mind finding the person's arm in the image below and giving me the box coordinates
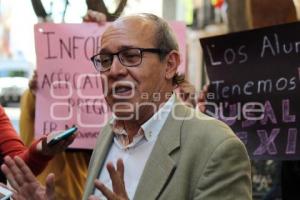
[1,105,75,175]
[0,105,28,157]
[193,137,252,200]
[0,105,51,175]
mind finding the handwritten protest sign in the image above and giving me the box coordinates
[200,22,300,160]
[34,22,186,149]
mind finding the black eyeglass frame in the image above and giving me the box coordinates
[90,48,169,72]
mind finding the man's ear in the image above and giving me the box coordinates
[165,50,180,80]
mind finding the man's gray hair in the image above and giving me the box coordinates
[138,13,179,55]
[138,13,184,85]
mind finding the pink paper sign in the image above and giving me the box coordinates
[34,22,186,149]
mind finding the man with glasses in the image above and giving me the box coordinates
[1,13,251,200]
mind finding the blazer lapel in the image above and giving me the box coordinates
[83,125,114,199]
[133,99,188,200]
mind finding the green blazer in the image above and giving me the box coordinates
[83,100,252,200]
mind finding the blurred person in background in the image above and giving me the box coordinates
[18,10,107,200]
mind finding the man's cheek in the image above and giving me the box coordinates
[100,74,109,95]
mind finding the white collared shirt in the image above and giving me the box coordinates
[94,94,175,199]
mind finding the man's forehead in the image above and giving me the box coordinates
[104,16,154,36]
[100,16,156,50]
[113,15,153,27]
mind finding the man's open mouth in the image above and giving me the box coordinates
[112,85,134,97]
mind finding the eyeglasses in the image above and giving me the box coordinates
[90,48,168,72]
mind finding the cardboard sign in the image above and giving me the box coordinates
[200,22,300,160]
[34,22,186,149]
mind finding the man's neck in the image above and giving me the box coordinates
[123,92,173,141]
